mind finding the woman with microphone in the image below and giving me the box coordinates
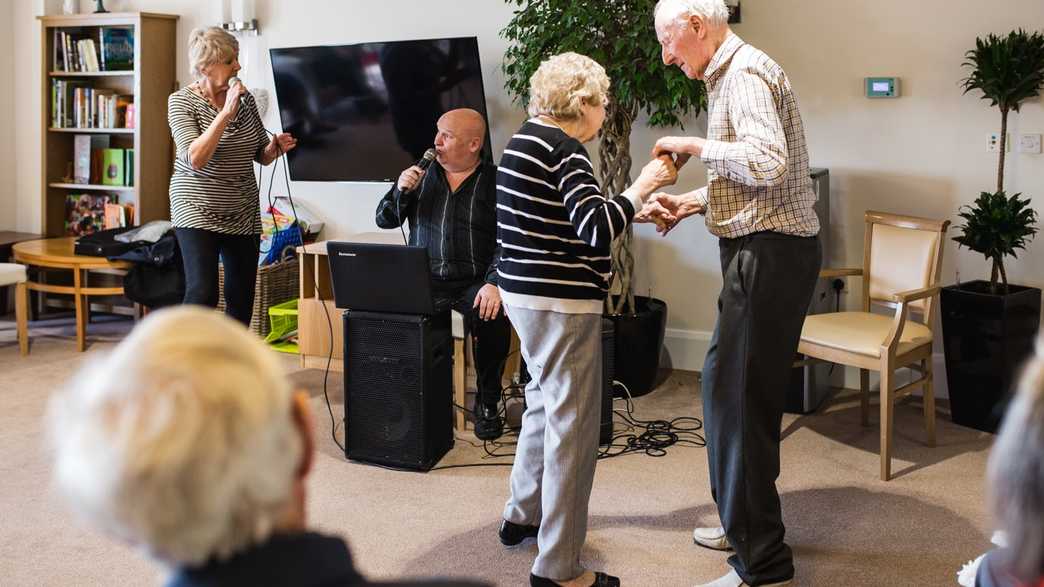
[167,26,297,326]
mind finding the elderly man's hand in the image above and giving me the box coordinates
[652,136,705,166]
[646,192,706,235]
[634,200,676,231]
[473,283,502,321]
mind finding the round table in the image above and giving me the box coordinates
[12,237,132,352]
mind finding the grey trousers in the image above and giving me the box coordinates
[703,232,821,586]
[502,305,603,581]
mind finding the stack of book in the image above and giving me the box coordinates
[71,135,134,187]
[51,81,133,129]
[53,26,134,72]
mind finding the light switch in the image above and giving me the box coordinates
[1018,133,1041,154]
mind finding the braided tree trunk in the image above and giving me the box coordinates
[599,99,640,315]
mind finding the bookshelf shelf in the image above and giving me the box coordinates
[49,71,134,77]
[50,183,136,192]
[39,12,178,238]
[49,127,134,134]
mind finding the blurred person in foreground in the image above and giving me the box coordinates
[47,306,487,587]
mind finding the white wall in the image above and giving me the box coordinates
[12,1,1044,394]
[0,0,14,230]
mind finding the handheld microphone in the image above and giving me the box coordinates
[228,76,249,106]
[402,148,437,194]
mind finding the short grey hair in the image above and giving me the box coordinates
[188,26,238,79]
[654,0,731,28]
[48,307,301,566]
[987,336,1044,582]
[527,52,610,121]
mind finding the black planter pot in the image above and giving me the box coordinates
[940,280,1041,433]
[605,296,667,398]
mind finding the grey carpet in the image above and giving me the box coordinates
[0,315,996,586]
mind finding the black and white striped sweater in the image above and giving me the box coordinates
[496,119,641,314]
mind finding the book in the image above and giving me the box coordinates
[101,148,125,186]
[73,134,110,184]
[65,194,115,236]
[124,148,135,186]
[104,202,126,229]
[100,27,134,71]
[124,102,135,129]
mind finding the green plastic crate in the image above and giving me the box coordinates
[264,298,299,353]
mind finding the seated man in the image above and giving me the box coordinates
[376,107,510,441]
[48,307,487,587]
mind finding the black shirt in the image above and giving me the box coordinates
[375,161,499,286]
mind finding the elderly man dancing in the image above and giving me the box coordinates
[646,1,822,586]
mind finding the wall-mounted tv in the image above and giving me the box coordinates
[270,37,491,182]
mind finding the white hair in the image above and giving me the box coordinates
[48,307,301,566]
[654,0,731,28]
[987,336,1044,582]
[187,26,238,79]
[527,52,610,121]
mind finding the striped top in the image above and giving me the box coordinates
[693,33,819,239]
[496,119,641,314]
[167,86,268,235]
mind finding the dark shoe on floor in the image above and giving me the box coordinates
[474,403,503,441]
[499,519,539,546]
[530,571,620,586]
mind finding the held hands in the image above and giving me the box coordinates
[634,155,679,193]
[652,136,706,167]
[644,192,707,235]
[473,283,502,321]
[397,165,427,192]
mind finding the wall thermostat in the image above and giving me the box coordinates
[865,77,900,98]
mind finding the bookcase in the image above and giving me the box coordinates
[38,12,178,238]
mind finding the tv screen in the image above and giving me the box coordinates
[270,37,491,182]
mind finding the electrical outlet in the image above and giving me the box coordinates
[1018,133,1042,154]
[986,133,1011,153]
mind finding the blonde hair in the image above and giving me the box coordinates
[188,26,239,79]
[48,307,300,566]
[987,336,1044,582]
[527,52,610,121]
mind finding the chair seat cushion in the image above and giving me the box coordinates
[451,309,464,339]
[0,263,27,286]
[801,311,932,358]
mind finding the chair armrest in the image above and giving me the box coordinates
[892,285,940,303]
[820,268,862,278]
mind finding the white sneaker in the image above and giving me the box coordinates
[693,526,733,551]
[694,569,793,587]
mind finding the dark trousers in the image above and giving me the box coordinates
[175,227,260,327]
[434,279,511,406]
[702,232,821,585]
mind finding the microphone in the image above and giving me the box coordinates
[403,148,437,194]
[228,76,249,106]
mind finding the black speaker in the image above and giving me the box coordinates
[343,310,453,471]
[600,318,614,446]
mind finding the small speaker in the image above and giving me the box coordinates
[344,310,453,471]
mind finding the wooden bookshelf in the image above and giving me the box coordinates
[38,12,178,237]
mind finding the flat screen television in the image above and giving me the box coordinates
[270,37,492,182]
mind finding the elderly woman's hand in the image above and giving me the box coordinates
[635,154,678,194]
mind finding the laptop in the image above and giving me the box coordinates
[327,241,435,315]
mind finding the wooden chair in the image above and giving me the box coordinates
[0,263,29,355]
[797,211,949,481]
[452,310,522,432]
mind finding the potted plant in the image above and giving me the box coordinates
[941,29,1044,433]
[501,0,706,396]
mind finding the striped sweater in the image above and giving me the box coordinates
[496,119,642,314]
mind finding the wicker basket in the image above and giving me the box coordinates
[217,254,299,338]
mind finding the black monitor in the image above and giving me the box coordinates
[270,37,492,183]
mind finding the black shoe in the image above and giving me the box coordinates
[474,403,503,441]
[499,519,538,546]
[530,572,620,586]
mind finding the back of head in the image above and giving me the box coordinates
[987,336,1044,582]
[526,52,610,121]
[48,307,301,566]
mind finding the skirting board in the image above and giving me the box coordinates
[662,328,950,399]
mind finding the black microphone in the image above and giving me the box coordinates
[228,76,249,106]
[403,148,437,194]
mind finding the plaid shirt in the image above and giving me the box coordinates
[695,33,819,239]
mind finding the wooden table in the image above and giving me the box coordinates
[13,237,131,352]
[0,232,42,312]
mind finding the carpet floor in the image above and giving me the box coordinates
[0,314,996,586]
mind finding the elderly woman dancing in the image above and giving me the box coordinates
[495,52,678,587]
[167,27,297,326]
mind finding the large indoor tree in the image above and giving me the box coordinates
[501,0,707,315]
